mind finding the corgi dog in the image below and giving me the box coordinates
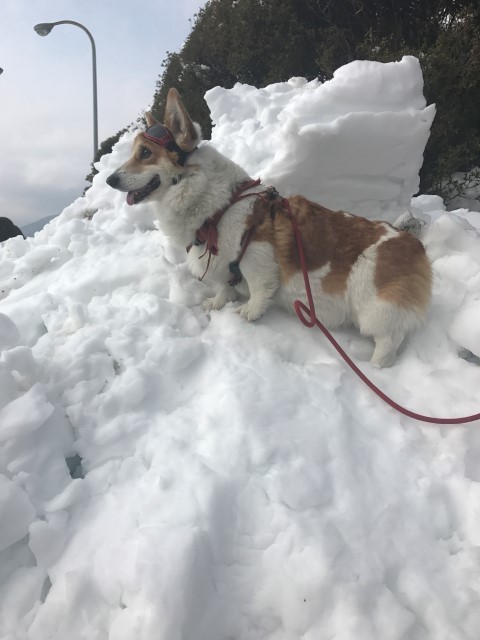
[107,88,432,367]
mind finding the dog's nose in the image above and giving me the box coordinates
[106,173,119,188]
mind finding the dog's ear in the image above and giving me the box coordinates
[164,88,200,153]
[145,111,159,128]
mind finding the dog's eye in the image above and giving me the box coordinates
[140,147,152,160]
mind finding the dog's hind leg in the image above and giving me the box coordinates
[235,243,280,322]
[370,332,406,368]
[357,296,423,367]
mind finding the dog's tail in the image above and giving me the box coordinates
[392,210,426,238]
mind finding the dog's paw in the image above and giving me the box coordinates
[203,288,239,313]
[370,352,396,368]
[235,302,264,322]
[202,296,227,312]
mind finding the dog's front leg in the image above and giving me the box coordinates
[203,285,239,312]
[236,243,279,322]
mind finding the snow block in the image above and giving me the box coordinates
[0,475,35,552]
[207,56,435,221]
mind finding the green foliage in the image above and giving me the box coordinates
[421,7,480,199]
[356,5,480,201]
[150,0,327,137]
[92,0,479,202]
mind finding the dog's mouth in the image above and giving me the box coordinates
[126,175,161,205]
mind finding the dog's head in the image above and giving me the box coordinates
[106,88,201,205]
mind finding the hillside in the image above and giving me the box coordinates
[22,216,57,239]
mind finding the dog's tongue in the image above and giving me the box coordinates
[126,191,136,206]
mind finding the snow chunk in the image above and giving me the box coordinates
[0,475,35,552]
[0,314,19,350]
[0,383,54,443]
[450,300,480,357]
[207,56,435,221]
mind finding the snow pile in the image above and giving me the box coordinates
[0,312,74,636]
[207,55,436,222]
[1,57,480,640]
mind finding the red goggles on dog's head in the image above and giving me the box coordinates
[143,124,175,147]
[143,123,189,165]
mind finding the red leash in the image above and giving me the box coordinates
[281,198,480,425]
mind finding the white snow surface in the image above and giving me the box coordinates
[1,57,480,640]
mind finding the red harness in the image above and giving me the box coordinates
[186,178,262,281]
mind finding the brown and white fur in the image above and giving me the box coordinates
[107,88,432,367]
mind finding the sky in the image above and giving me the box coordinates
[0,0,205,228]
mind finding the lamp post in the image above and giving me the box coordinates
[34,20,98,158]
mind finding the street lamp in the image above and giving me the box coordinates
[34,20,98,158]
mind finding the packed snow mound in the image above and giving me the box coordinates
[1,56,480,640]
[207,55,435,221]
